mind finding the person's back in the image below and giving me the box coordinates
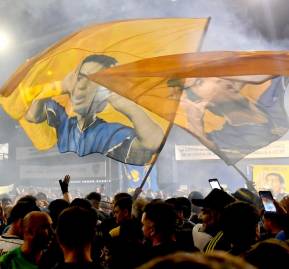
[244,239,289,269]
[260,212,285,240]
[108,197,145,269]
[0,236,23,257]
[221,201,260,255]
[109,224,147,269]
[0,201,40,257]
[53,206,100,269]
[86,192,108,223]
[174,197,195,252]
[0,247,38,269]
[0,211,52,269]
[38,199,70,269]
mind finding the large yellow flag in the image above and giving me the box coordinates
[90,51,289,164]
[0,18,209,165]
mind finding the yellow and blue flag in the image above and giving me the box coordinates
[0,18,209,165]
[92,51,289,164]
[122,164,158,192]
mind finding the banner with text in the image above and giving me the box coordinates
[19,162,106,180]
[175,140,289,161]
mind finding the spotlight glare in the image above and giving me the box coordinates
[0,31,10,50]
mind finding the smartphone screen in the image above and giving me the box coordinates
[208,178,222,190]
[259,191,277,212]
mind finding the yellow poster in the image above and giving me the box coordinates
[252,165,289,198]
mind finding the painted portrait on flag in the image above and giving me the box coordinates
[0,18,209,166]
[24,54,164,165]
[93,50,289,166]
[174,76,289,164]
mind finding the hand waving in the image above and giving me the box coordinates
[59,175,70,194]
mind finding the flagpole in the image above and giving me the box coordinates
[140,163,155,189]
[132,104,176,200]
[132,161,157,201]
[232,164,257,193]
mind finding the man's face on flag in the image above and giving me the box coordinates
[71,61,109,116]
[187,77,239,103]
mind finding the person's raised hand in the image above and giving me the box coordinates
[59,175,70,194]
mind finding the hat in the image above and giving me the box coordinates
[188,191,204,201]
[191,189,235,210]
[232,188,262,210]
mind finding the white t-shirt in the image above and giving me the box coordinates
[192,223,212,252]
[0,234,23,256]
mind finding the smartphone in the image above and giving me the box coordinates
[259,191,277,212]
[208,178,222,190]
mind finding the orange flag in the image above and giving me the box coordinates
[90,51,289,164]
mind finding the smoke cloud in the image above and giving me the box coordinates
[1,0,289,84]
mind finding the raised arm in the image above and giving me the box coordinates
[25,72,75,123]
[59,175,71,203]
[25,98,49,123]
[107,93,164,152]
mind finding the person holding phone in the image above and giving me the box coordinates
[208,179,222,190]
[258,191,289,241]
[261,212,285,240]
[259,191,277,213]
[191,189,235,252]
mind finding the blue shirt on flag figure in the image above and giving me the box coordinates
[179,76,289,164]
[122,164,159,193]
[25,55,164,165]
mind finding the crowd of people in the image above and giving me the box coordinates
[0,175,289,269]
